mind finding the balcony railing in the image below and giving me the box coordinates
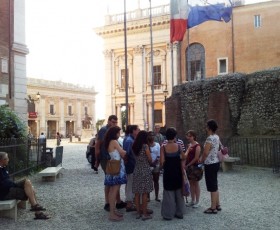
[106,4,170,25]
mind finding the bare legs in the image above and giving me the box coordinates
[105,185,110,204]
[24,179,37,206]
[190,180,200,204]
[210,191,219,209]
[135,193,151,219]
[108,185,123,221]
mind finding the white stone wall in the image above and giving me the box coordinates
[13,0,29,122]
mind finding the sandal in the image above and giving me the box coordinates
[126,206,137,212]
[216,205,222,211]
[142,214,152,221]
[204,208,218,214]
[30,204,46,212]
[34,212,50,220]
[114,211,123,217]
[108,216,123,222]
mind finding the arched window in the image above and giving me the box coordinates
[186,43,205,81]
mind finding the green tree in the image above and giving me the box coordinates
[95,119,105,132]
[0,105,27,138]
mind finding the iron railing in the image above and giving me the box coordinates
[220,137,280,170]
[194,136,280,171]
[0,138,46,180]
[272,140,280,173]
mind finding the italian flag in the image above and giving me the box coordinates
[170,0,189,43]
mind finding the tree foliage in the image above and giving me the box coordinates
[0,105,27,138]
[95,119,105,132]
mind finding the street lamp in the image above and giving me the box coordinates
[26,92,41,102]
[163,89,168,102]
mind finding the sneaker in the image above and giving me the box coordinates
[116,201,127,209]
[104,203,110,212]
[186,201,194,207]
[192,202,200,208]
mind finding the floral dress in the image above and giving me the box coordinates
[104,149,127,186]
[132,145,153,194]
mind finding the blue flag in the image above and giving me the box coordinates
[188,3,232,28]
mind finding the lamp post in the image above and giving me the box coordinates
[163,89,168,102]
[27,92,40,103]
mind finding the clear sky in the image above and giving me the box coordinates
[25,0,169,120]
[25,0,264,120]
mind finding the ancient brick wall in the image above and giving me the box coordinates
[166,68,280,141]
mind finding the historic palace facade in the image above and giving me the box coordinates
[96,4,172,130]
[27,78,97,138]
[96,1,279,130]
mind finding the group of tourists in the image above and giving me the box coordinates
[94,115,223,222]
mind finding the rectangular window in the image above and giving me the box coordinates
[153,65,161,86]
[68,106,72,115]
[50,105,54,114]
[154,109,162,123]
[120,69,128,89]
[254,15,261,28]
[218,58,228,74]
[28,102,35,113]
[85,107,88,115]
[190,60,201,81]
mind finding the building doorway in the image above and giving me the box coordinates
[47,120,56,138]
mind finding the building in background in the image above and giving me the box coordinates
[0,0,29,121]
[95,3,171,130]
[27,78,97,138]
[95,1,279,130]
[181,0,280,81]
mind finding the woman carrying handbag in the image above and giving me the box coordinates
[185,130,202,208]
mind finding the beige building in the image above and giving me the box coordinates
[95,4,171,130]
[96,1,279,130]
[27,78,97,138]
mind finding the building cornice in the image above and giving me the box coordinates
[27,78,97,94]
[95,15,170,38]
[12,42,29,55]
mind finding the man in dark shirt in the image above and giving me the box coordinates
[0,151,49,219]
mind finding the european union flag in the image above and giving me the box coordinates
[188,3,232,28]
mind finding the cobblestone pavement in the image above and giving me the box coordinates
[1,142,280,230]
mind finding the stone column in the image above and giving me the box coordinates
[166,42,172,90]
[162,102,166,126]
[128,58,133,93]
[133,45,145,128]
[116,104,121,123]
[59,98,65,136]
[161,54,167,87]
[77,100,82,136]
[173,42,179,86]
[39,97,46,133]
[103,49,114,118]
[129,103,134,124]
[147,102,152,131]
